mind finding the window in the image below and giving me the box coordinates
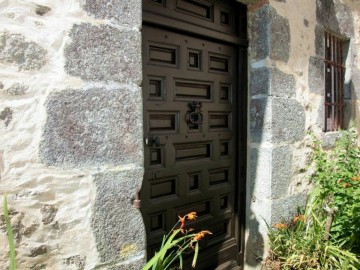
[324,32,345,132]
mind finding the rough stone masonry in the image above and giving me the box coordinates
[245,0,360,268]
[0,1,144,269]
[0,0,359,270]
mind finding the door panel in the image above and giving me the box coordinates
[141,23,241,268]
[143,0,247,45]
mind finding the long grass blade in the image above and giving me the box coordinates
[179,253,183,269]
[191,242,199,268]
[4,193,16,270]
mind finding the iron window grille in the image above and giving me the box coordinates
[324,32,345,132]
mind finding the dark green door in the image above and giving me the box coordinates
[141,1,247,268]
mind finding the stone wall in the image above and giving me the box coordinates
[245,0,360,268]
[1,0,360,270]
[0,1,145,269]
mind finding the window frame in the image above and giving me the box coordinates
[324,31,345,132]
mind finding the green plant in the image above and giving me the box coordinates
[264,128,360,269]
[3,193,16,270]
[311,128,360,252]
[265,210,360,269]
[142,212,212,270]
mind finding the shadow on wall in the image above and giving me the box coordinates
[245,213,264,267]
[245,68,269,268]
[345,81,360,131]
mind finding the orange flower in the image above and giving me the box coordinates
[193,230,212,241]
[178,212,197,233]
[293,215,305,223]
[186,212,197,221]
[178,215,186,231]
[351,175,360,181]
[342,183,352,188]
[274,223,287,230]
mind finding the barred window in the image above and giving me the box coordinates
[324,32,345,132]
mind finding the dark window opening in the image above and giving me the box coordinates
[324,32,345,132]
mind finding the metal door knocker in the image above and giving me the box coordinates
[186,101,203,127]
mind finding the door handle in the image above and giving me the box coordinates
[145,136,160,147]
[186,101,203,126]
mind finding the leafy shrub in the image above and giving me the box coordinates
[264,128,360,270]
[311,128,360,252]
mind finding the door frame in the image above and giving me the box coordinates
[141,0,248,266]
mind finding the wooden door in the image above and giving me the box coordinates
[141,1,247,269]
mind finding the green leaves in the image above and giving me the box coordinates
[265,128,360,269]
[142,212,211,270]
[191,242,199,268]
[311,128,360,252]
[143,229,184,270]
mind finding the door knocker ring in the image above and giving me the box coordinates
[186,101,203,126]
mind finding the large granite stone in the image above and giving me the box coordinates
[63,255,86,270]
[3,83,28,95]
[249,146,292,200]
[316,0,354,37]
[249,147,271,199]
[271,97,305,143]
[250,67,269,97]
[343,99,352,129]
[250,97,305,143]
[106,256,146,270]
[250,97,272,143]
[271,192,307,223]
[91,169,145,263]
[64,24,141,83]
[81,0,141,28]
[249,5,290,62]
[315,24,324,57]
[271,146,293,198]
[250,67,295,97]
[321,131,342,149]
[351,68,360,98]
[0,107,12,127]
[308,56,324,94]
[248,6,269,61]
[316,0,339,32]
[316,96,326,131]
[40,87,143,168]
[0,32,47,71]
[269,7,290,62]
